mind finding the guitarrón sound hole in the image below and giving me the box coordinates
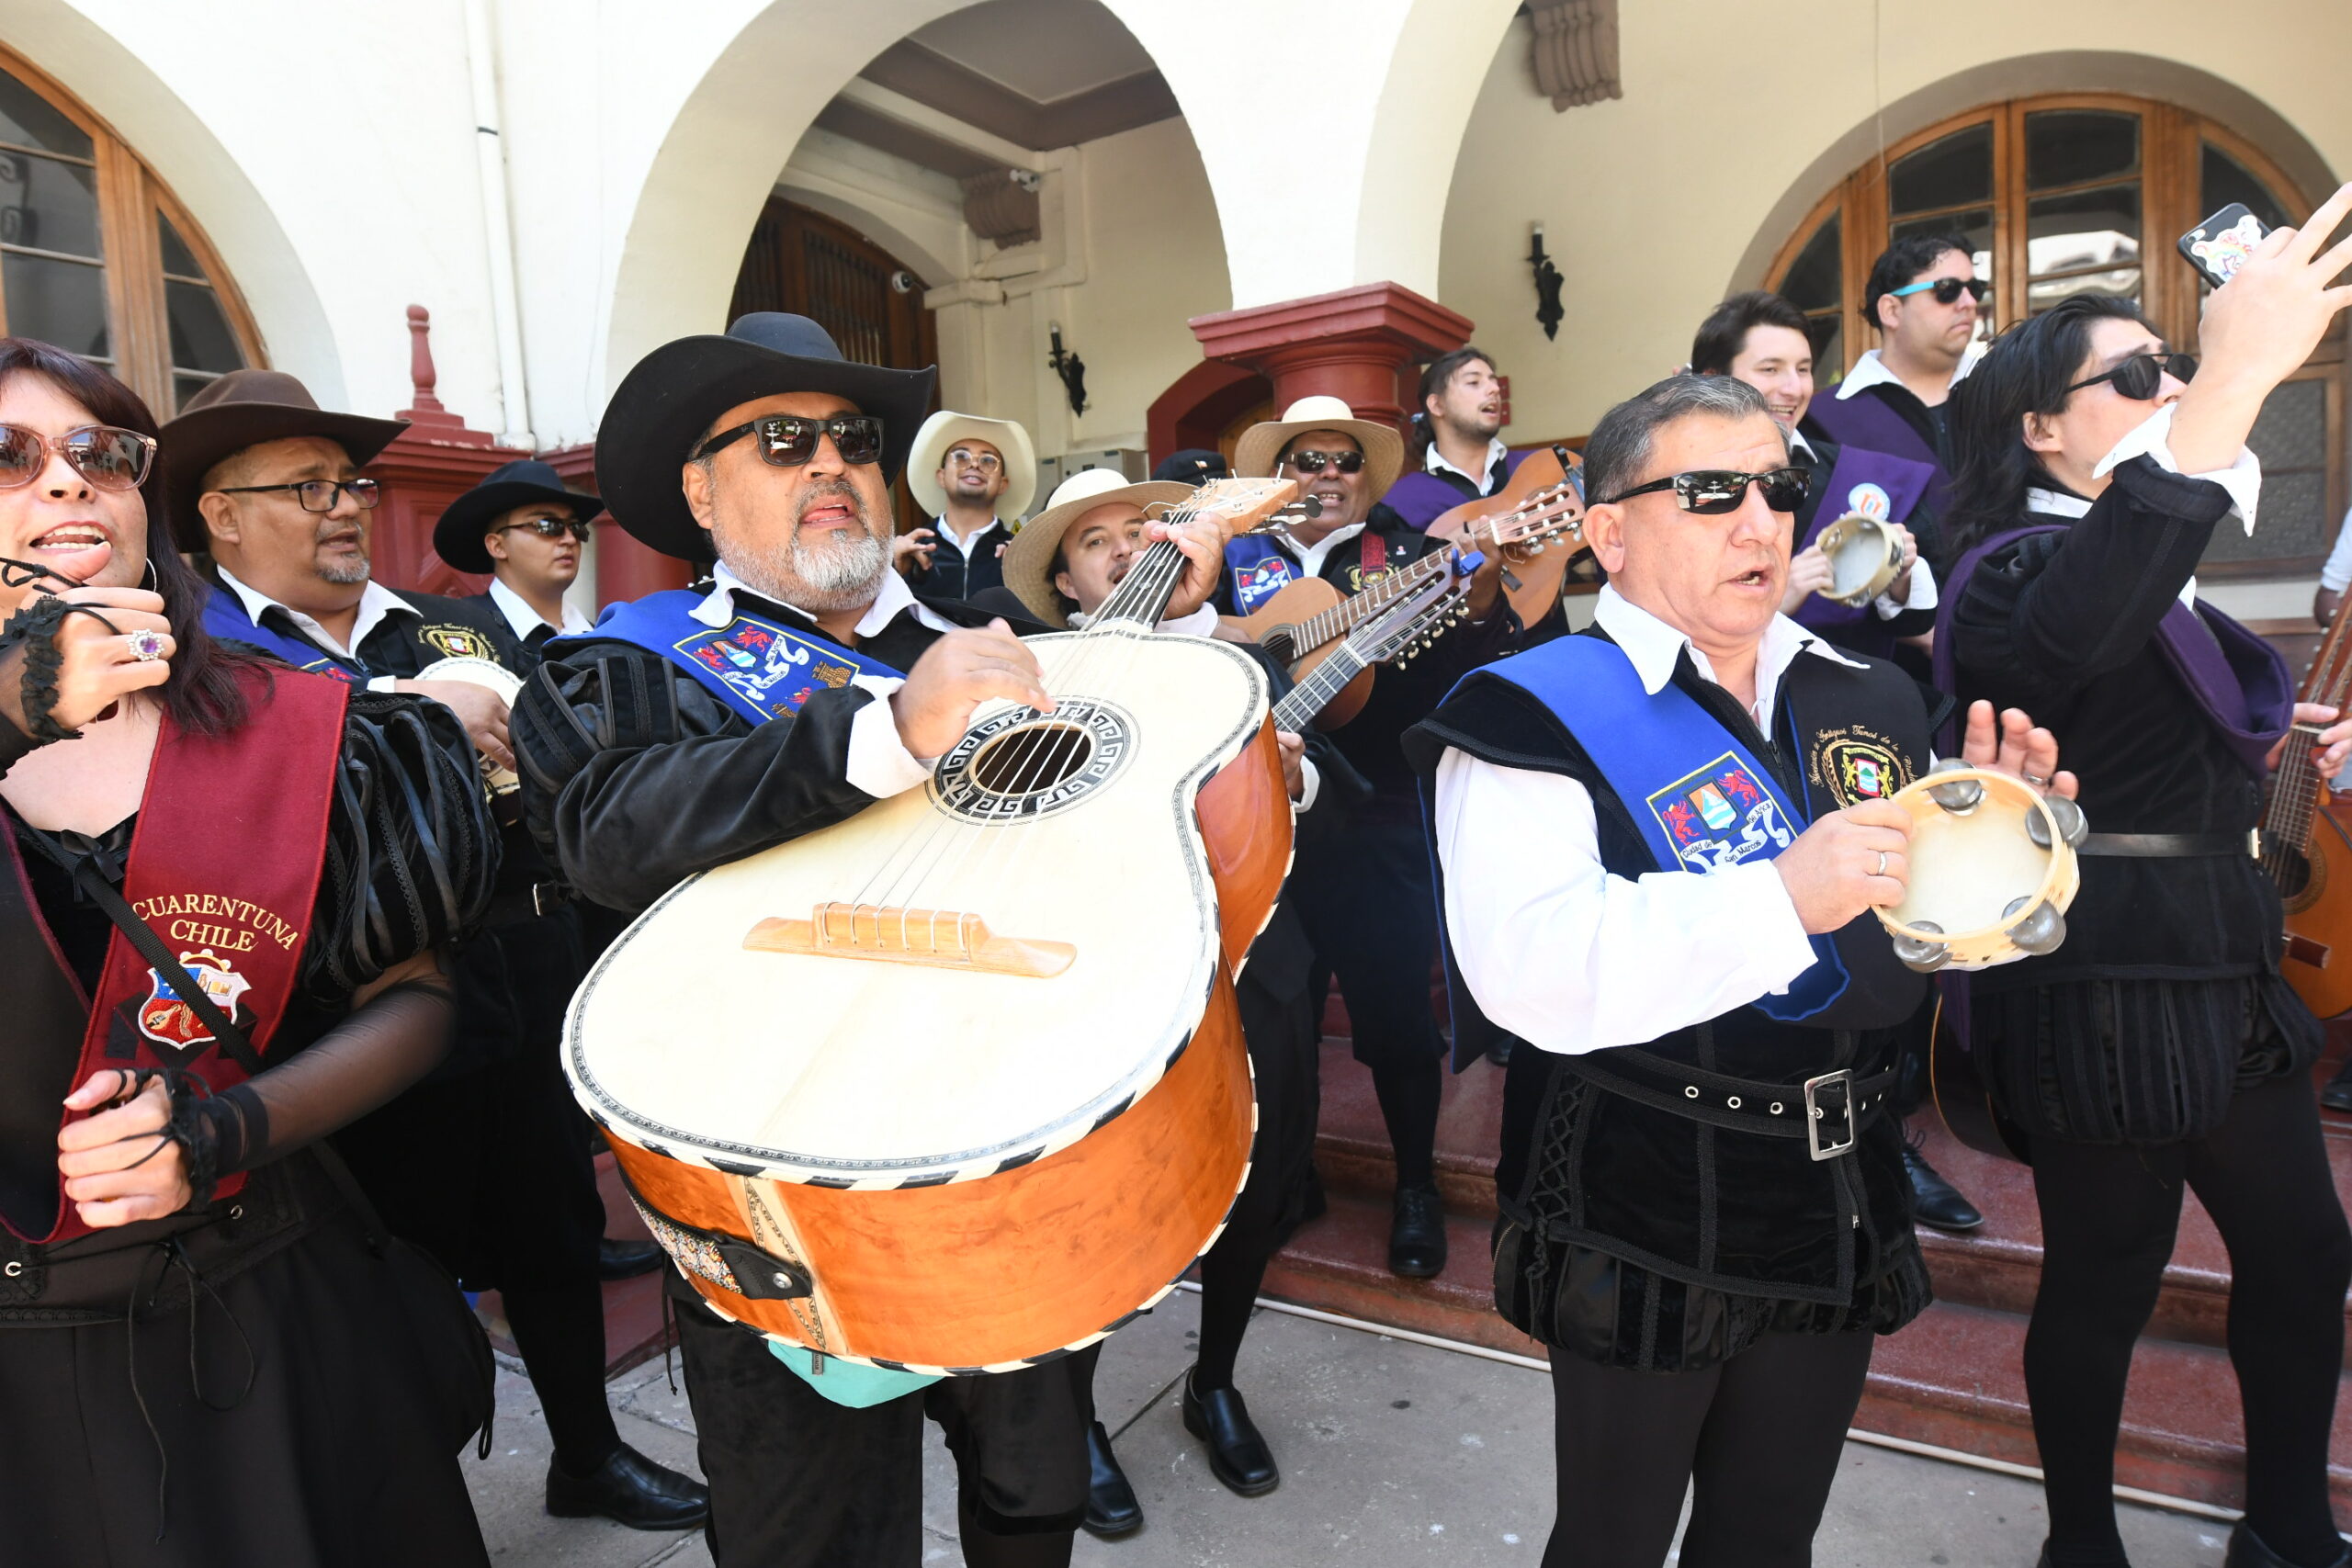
[968,722,1096,797]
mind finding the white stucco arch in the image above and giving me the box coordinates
[2,0,344,402]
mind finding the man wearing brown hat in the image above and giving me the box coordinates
[432,457,604,644]
[1216,395,1518,1282]
[509,312,1233,1568]
[171,369,519,770]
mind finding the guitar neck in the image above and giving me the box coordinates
[2262,592,2352,859]
[1272,642,1373,733]
[1289,548,1450,652]
[1092,539,1188,627]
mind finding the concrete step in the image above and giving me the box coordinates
[1311,1036,1504,1219]
[1258,1186,1549,1360]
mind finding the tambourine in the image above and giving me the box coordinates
[1815,513,1905,606]
[1876,763,2086,973]
[413,654,524,795]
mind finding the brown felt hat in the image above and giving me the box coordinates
[159,370,407,549]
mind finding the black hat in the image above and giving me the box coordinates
[431,458,605,574]
[159,369,409,549]
[596,312,936,560]
[1151,448,1229,484]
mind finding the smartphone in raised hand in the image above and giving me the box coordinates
[2178,203,2272,290]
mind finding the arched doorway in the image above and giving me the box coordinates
[1763,92,2342,581]
[0,42,259,415]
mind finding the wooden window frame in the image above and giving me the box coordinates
[0,42,263,414]
[1766,91,2346,580]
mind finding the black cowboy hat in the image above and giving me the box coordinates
[596,312,936,560]
[158,369,409,550]
[431,458,606,574]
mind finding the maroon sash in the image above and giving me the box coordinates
[0,669,346,1244]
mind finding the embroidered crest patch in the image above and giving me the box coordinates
[1811,726,1913,808]
[1645,751,1793,874]
[673,617,859,720]
[1231,557,1294,612]
[137,949,253,1054]
[420,625,492,660]
[1846,481,1893,520]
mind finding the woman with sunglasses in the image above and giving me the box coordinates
[0,337,500,1565]
[1940,184,2352,1568]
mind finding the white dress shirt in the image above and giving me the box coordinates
[1275,522,1367,582]
[1833,344,1981,402]
[1425,435,1510,495]
[488,576,592,637]
[1431,588,1860,1056]
[931,512,1007,560]
[215,567,418,694]
[2027,405,2265,608]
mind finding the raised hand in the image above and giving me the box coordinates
[1780,546,1834,615]
[1772,797,1915,934]
[893,528,938,577]
[0,584,173,735]
[1148,511,1229,620]
[890,619,1055,760]
[1958,699,2078,798]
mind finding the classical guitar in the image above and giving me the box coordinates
[1425,445,1589,626]
[568,478,1301,1372]
[2267,592,2352,1019]
[1271,549,1480,732]
[1227,473,1584,727]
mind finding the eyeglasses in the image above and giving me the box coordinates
[494,515,593,542]
[1283,448,1365,476]
[695,414,884,467]
[2065,351,2198,401]
[214,477,382,513]
[1599,467,1812,514]
[1890,276,1992,306]
[945,447,1001,471]
[0,423,155,491]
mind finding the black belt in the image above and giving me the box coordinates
[1565,1049,1894,1160]
[2078,831,2257,859]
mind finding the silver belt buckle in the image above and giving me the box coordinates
[1804,1069,1858,1161]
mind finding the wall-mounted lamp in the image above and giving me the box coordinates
[1047,324,1089,417]
[1529,222,1565,341]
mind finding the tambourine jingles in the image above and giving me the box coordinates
[1814,513,1905,606]
[1876,763,2086,972]
[413,655,523,794]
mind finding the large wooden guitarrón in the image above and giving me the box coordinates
[569,491,1293,1373]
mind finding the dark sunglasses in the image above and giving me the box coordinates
[494,515,592,542]
[695,414,884,467]
[1283,448,1364,476]
[215,477,382,513]
[1890,276,1992,306]
[0,423,155,491]
[1600,467,1812,514]
[2065,351,2197,401]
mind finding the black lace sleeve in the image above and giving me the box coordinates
[302,688,500,999]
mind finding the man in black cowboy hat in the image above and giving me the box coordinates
[433,457,604,643]
[167,368,520,768]
[510,312,1233,1568]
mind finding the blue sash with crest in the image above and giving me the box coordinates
[1472,635,1850,1023]
[559,590,904,727]
[1223,535,1298,615]
[201,586,364,683]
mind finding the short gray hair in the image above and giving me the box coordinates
[1583,375,1783,504]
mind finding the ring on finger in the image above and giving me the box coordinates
[126,628,165,662]
[2022,771,2049,787]
[1874,850,1888,877]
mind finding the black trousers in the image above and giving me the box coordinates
[1544,1328,1874,1568]
[1292,816,1446,1072]
[2026,1068,2350,1564]
[677,1298,1091,1568]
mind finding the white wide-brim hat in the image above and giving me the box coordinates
[999,468,1195,628]
[1230,394,1404,496]
[907,411,1038,522]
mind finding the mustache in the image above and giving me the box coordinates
[796,479,872,529]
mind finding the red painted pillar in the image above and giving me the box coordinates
[540,441,691,608]
[1187,282,1476,435]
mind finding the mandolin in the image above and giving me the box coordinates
[1225,472,1584,727]
[1271,549,1481,732]
[1425,445,1589,627]
[2267,592,2352,1019]
[566,478,1304,1374]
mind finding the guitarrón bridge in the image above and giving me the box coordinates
[744,903,1076,977]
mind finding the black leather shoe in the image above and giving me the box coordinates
[545,1442,710,1530]
[2322,1060,2352,1114]
[597,1237,666,1280]
[1182,1372,1278,1496]
[2226,1523,2352,1568]
[1389,1182,1448,1277]
[1082,1420,1143,1537]
[1904,1143,1984,1233]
